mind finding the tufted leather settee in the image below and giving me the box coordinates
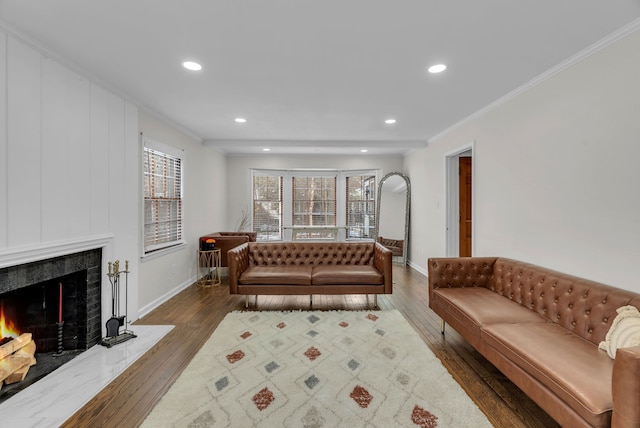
[228,241,392,308]
[428,257,640,428]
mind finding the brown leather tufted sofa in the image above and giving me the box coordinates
[228,241,392,308]
[428,256,640,428]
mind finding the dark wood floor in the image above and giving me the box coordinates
[62,265,559,428]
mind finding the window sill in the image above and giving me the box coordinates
[141,242,188,262]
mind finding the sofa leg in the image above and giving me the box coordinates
[440,319,446,335]
[310,295,313,309]
[365,294,378,310]
[245,295,249,309]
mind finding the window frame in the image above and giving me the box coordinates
[345,172,377,239]
[141,135,185,257]
[252,171,284,241]
[251,168,378,241]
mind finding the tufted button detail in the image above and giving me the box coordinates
[540,292,544,297]
[557,315,561,320]
[603,317,608,322]
[602,298,607,304]
[568,289,573,293]
[572,321,576,326]
[569,304,573,309]
[554,299,559,303]
[585,310,591,315]
[588,328,593,334]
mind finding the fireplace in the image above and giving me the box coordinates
[0,248,102,401]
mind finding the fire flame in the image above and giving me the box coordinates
[0,302,20,338]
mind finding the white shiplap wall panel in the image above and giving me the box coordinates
[123,101,140,321]
[0,33,7,247]
[108,93,126,256]
[89,84,110,235]
[41,57,71,242]
[66,67,92,238]
[7,37,41,246]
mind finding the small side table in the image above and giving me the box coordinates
[196,248,221,287]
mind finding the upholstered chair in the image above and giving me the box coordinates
[200,232,257,267]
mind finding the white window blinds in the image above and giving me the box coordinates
[292,176,337,239]
[143,138,184,254]
[253,174,283,241]
[346,174,376,239]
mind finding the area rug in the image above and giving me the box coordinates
[141,310,491,427]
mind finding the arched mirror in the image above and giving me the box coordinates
[375,172,410,265]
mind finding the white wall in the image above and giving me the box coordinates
[406,28,640,291]
[226,154,404,231]
[137,112,227,315]
[0,31,139,326]
[0,29,229,323]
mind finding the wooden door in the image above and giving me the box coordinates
[459,157,472,257]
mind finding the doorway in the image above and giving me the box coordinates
[445,144,474,257]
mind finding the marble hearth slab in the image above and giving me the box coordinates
[0,325,173,427]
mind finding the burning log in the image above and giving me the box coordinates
[0,333,37,389]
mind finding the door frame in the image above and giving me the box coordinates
[445,142,475,257]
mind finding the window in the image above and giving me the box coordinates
[346,174,376,239]
[253,173,283,241]
[251,169,378,241]
[292,176,337,239]
[142,137,184,254]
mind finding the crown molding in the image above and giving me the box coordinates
[428,17,640,143]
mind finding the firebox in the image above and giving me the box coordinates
[0,271,90,352]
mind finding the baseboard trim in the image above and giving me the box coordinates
[407,259,428,277]
[137,276,196,319]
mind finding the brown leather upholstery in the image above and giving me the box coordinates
[428,257,640,428]
[200,232,257,267]
[228,241,392,297]
[377,237,404,257]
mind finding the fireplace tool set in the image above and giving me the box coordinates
[100,260,136,348]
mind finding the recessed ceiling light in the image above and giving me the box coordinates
[262,148,271,152]
[182,61,202,71]
[235,117,247,123]
[360,149,368,153]
[428,64,447,74]
[385,119,397,125]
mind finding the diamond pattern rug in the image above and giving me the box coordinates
[141,310,492,427]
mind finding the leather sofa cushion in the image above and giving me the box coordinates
[432,288,547,336]
[482,322,614,427]
[239,266,312,285]
[311,265,383,285]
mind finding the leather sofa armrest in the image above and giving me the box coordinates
[612,346,640,427]
[211,235,250,267]
[427,257,498,302]
[374,242,393,293]
[227,243,250,294]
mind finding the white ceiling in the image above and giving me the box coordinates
[2,1,640,155]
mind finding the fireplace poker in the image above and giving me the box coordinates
[101,259,136,347]
[124,260,131,333]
